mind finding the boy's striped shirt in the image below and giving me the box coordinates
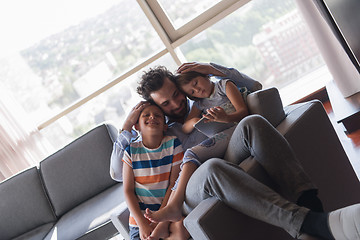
[122,135,183,227]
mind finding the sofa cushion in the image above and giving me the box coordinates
[0,167,56,240]
[43,184,124,240]
[40,124,118,217]
[247,87,286,127]
[13,223,55,240]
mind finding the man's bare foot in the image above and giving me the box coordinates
[148,222,170,240]
[144,205,182,223]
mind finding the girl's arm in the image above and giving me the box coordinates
[182,106,202,134]
[123,163,153,239]
[205,81,248,123]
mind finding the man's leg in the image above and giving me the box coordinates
[225,115,316,201]
[184,158,308,238]
[184,158,360,239]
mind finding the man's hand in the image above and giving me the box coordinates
[122,101,150,132]
[177,62,226,77]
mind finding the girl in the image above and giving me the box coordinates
[176,71,249,135]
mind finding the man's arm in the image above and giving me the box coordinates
[110,130,137,181]
[110,101,149,182]
[177,62,262,92]
[177,62,226,77]
[209,62,263,92]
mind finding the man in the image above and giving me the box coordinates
[110,62,360,239]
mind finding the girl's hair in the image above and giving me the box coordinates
[175,71,208,87]
[175,71,209,100]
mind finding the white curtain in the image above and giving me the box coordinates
[0,85,50,181]
[295,0,360,97]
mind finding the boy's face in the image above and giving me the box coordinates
[181,76,213,99]
[135,105,167,134]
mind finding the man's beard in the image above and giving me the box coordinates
[168,99,188,120]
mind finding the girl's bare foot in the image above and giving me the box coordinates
[144,205,182,223]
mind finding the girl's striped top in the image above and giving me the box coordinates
[122,135,183,227]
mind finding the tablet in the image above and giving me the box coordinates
[194,117,235,137]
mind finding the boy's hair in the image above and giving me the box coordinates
[137,101,166,124]
[137,66,176,101]
[175,71,209,100]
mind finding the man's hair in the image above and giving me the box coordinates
[137,66,176,101]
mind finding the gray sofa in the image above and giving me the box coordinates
[112,87,360,240]
[0,124,124,240]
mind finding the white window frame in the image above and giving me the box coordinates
[37,0,251,130]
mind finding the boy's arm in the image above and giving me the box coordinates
[182,106,202,134]
[161,161,181,208]
[123,163,153,239]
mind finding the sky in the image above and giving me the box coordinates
[0,0,121,58]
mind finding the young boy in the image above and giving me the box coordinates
[122,102,190,240]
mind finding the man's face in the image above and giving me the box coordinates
[150,77,188,120]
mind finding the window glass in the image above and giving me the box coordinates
[40,54,178,153]
[158,0,221,29]
[0,0,164,126]
[179,0,332,105]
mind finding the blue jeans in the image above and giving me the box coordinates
[129,226,140,240]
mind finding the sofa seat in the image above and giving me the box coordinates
[0,124,124,240]
[13,223,55,240]
[44,183,124,240]
[0,167,56,240]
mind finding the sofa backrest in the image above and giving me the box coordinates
[247,87,286,127]
[40,123,118,217]
[0,167,56,240]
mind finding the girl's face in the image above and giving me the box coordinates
[181,76,214,99]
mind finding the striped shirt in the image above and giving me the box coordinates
[122,135,183,227]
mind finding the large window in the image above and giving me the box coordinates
[0,0,332,173]
[158,0,222,29]
[179,0,331,104]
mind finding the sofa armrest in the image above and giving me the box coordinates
[110,202,130,240]
[247,87,285,127]
[184,197,292,240]
[277,100,360,210]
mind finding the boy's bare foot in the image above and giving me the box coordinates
[144,205,183,223]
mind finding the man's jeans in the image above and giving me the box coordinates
[183,115,313,238]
